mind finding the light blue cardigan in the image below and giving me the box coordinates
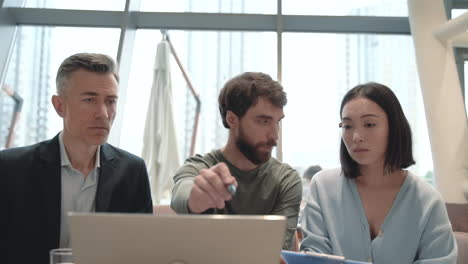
[300,168,457,264]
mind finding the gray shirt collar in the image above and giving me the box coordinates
[58,131,101,168]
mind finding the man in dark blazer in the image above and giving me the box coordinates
[0,53,152,264]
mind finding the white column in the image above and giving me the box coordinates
[408,0,468,202]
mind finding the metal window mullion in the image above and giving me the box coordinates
[108,0,140,146]
[453,0,468,9]
[7,8,411,35]
[277,0,283,162]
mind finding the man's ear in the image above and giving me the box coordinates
[226,110,238,129]
[51,95,65,118]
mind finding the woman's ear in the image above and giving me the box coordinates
[226,110,238,129]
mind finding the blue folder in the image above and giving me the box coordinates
[281,250,372,264]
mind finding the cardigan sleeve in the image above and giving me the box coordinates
[413,195,457,264]
[300,177,333,254]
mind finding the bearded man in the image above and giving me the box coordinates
[170,72,301,250]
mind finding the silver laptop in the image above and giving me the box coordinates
[69,212,286,264]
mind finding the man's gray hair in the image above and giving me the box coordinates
[55,53,119,95]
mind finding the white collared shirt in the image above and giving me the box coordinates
[58,132,100,248]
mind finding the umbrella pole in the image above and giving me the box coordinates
[162,30,201,156]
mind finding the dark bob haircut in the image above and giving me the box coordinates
[218,72,287,128]
[339,82,415,178]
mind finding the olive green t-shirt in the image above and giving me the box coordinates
[171,149,302,250]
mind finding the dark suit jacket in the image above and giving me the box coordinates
[0,134,153,264]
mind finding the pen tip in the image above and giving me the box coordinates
[227,184,237,195]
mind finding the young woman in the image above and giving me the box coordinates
[300,82,457,263]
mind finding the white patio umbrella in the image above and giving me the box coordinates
[142,40,180,205]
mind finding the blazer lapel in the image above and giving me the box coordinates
[37,134,62,250]
[95,144,117,212]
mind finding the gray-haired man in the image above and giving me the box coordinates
[0,53,152,264]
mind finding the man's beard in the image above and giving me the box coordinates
[236,126,276,165]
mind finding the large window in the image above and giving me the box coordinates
[0,0,435,185]
[0,26,120,148]
[140,0,276,14]
[21,0,126,10]
[283,0,407,16]
[282,33,432,181]
[121,30,276,161]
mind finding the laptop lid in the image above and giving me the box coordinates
[69,212,286,264]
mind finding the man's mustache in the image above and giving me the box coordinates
[257,140,277,148]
